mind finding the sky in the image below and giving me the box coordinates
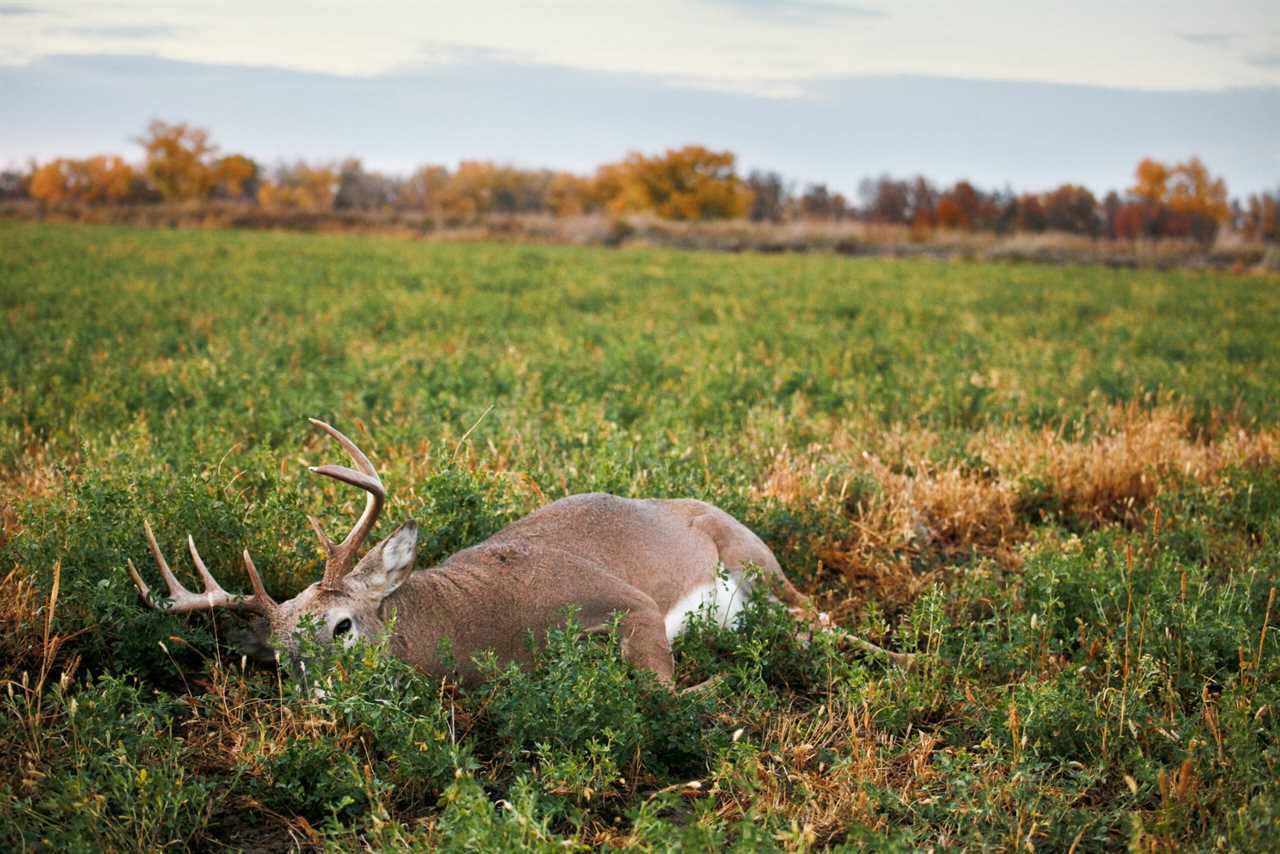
[1,1,1278,195]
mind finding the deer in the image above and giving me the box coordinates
[126,419,912,686]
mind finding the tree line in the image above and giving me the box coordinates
[2,119,1276,245]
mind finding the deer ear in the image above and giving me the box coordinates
[348,520,418,600]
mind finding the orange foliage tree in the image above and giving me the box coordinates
[29,160,77,203]
[601,146,752,220]
[546,172,598,216]
[29,156,135,204]
[1130,157,1229,243]
[935,181,1000,230]
[211,154,258,200]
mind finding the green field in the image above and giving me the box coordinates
[2,221,1279,850]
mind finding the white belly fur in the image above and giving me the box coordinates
[663,570,751,644]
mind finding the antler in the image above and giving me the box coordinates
[126,520,279,618]
[306,418,386,589]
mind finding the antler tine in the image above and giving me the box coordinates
[187,535,227,594]
[240,549,278,613]
[125,558,153,605]
[308,418,377,477]
[307,419,386,588]
[143,519,186,600]
[124,520,278,618]
[190,535,279,617]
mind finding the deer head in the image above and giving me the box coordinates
[126,419,419,661]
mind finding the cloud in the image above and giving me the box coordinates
[1245,51,1280,69]
[1176,31,1280,74]
[698,0,884,23]
[1177,32,1238,49]
[48,24,178,40]
[416,42,535,68]
[0,3,42,15]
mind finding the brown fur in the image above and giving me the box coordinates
[351,493,801,683]
[132,421,908,685]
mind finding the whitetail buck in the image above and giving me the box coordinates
[127,419,910,684]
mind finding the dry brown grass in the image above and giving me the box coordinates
[0,567,49,680]
[983,404,1280,524]
[0,436,74,679]
[6,201,1275,274]
[755,404,1280,612]
[701,699,946,847]
[0,435,66,554]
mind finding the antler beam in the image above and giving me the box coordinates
[306,418,386,588]
[126,520,279,618]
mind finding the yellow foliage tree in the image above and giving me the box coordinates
[256,162,337,211]
[546,172,598,216]
[601,146,752,221]
[436,161,493,220]
[137,120,217,201]
[591,162,626,210]
[403,164,450,216]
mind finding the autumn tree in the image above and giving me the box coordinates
[333,159,401,210]
[211,154,259,201]
[0,168,30,200]
[29,156,135,204]
[435,161,539,220]
[257,161,337,211]
[137,121,217,200]
[29,160,73,203]
[603,146,752,221]
[907,177,940,230]
[797,183,849,221]
[936,181,993,230]
[1042,184,1099,236]
[402,164,451,216]
[1014,194,1048,232]
[134,120,259,203]
[546,172,598,216]
[745,170,789,222]
[858,175,939,228]
[1241,191,1279,242]
[1130,157,1229,244]
[858,175,909,224]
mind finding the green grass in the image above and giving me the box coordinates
[1,221,1278,850]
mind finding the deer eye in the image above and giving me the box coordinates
[332,617,353,638]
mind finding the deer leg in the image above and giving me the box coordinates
[688,508,805,606]
[690,508,915,670]
[619,609,677,683]
[579,594,675,684]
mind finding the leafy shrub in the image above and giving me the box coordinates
[0,674,221,850]
[479,612,720,807]
[413,466,517,566]
[250,631,470,822]
[675,581,870,701]
[431,776,564,852]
